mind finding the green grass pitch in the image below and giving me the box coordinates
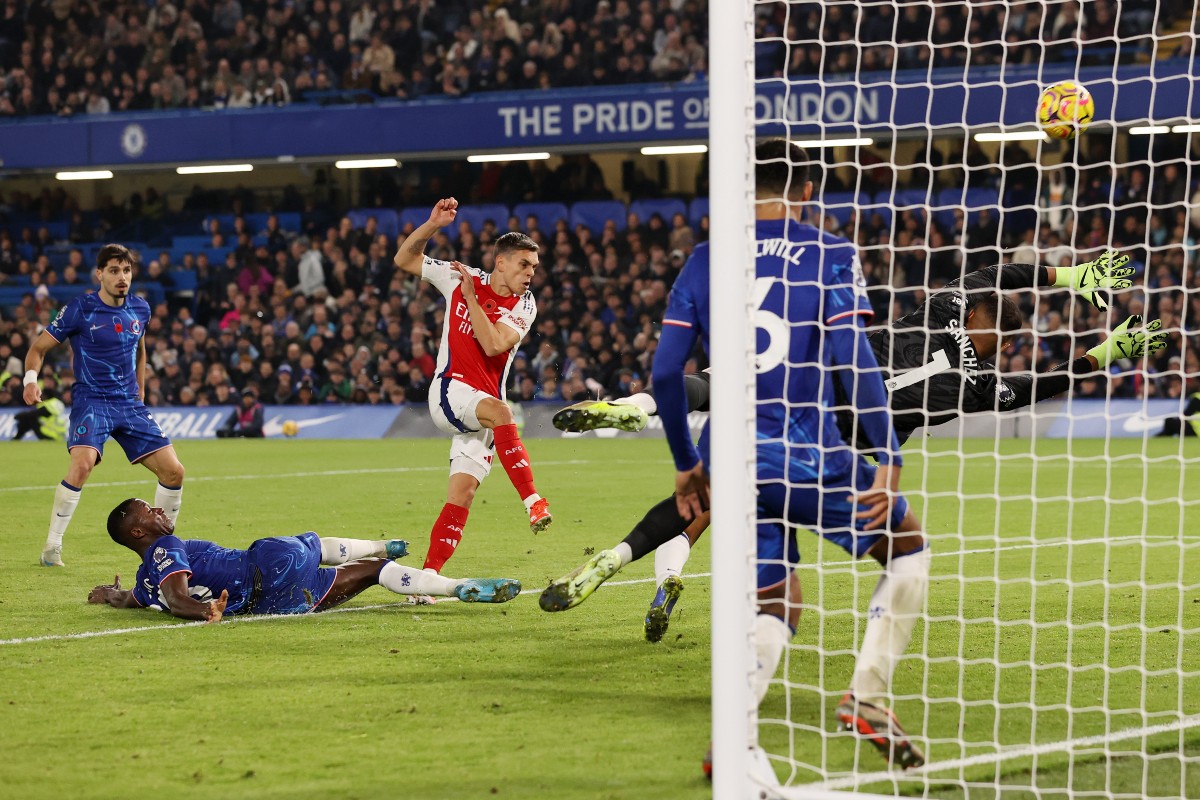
[1,437,1199,799]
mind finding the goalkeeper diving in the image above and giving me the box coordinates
[544,248,1163,634]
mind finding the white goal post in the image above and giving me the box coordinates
[709,1,1200,798]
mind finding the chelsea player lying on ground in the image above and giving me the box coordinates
[88,499,522,623]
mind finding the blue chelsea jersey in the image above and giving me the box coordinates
[45,293,151,401]
[132,535,256,614]
[753,219,873,458]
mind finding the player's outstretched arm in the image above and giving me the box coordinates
[158,572,228,623]
[22,330,59,405]
[393,198,458,276]
[87,574,140,609]
[948,250,1131,305]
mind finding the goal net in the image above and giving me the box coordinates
[710,2,1200,798]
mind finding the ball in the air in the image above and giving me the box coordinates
[282,420,299,437]
[1037,80,1094,140]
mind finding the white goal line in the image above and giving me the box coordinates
[801,712,1200,795]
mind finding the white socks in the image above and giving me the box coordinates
[46,481,81,549]
[522,493,542,511]
[613,542,633,567]
[851,546,932,706]
[379,562,457,597]
[752,613,792,705]
[154,483,183,525]
[320,537,387,565]
[654,533,691,586]
[616,392,657,415]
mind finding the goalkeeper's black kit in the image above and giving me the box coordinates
[846,263,1095,446]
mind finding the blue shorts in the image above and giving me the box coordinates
[756,454,910,589]
[67,398,172,464]
[247,532,336,615]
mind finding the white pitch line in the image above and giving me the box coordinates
[2,532,1190,647]
[0,459,612,493]
[0,532,1185,648]
[0,571,695,647]
[810,713,1200,793]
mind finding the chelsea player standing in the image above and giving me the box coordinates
[656,139,929,769]
[22,244,187,567]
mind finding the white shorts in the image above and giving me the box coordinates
[429,378,496,482]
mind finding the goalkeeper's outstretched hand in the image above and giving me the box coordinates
[1087,315,1167,367]
[1055,249,1135,310]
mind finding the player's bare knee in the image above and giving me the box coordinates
[447,482,478,507]
[161,461,185,486]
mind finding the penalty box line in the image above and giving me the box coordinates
[0,459,649,493]
[1,531,1188,648]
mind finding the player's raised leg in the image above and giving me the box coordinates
[552,371,712,433]
[474,395,551,532]
[315,559,520,610]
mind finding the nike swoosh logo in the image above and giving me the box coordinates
[262,413,348,437]
[89,325,103,331]
[56,513,71,517]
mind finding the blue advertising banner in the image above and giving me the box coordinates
[0,61,1195,170]
[1043,398,1186,438]
[0,404,404,441]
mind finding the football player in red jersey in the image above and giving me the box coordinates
[394,198,551,578]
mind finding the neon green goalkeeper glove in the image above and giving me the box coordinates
[1053,249,1135,310]
[1087,315,1167,367]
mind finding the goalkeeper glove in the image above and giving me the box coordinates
[1087,315,1167,368]
[1053,249,1135,310]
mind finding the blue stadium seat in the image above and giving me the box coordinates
[455,204,511,237]
[398,206,429,235]
[688,197,709,228]
[816,191,863,228]
[203,246,234,265]
[346,208,399,239]
[571,201,627,233]
[630,199,687,225]
[16,243,34,262]
[167,270,198,293]
[201,214,236,233]
[274,212,302,231]
[38,221,69,242]
[513,202,570,228]
[173,235,212,252]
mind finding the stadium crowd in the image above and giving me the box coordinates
[1,129,1198,415]
[0,0,1192,118]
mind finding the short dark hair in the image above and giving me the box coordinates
[96,243,136,271]
[966,288,1023,343]
[494,231,539,259]
[107,498,140,543]
[755,138,811,201]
